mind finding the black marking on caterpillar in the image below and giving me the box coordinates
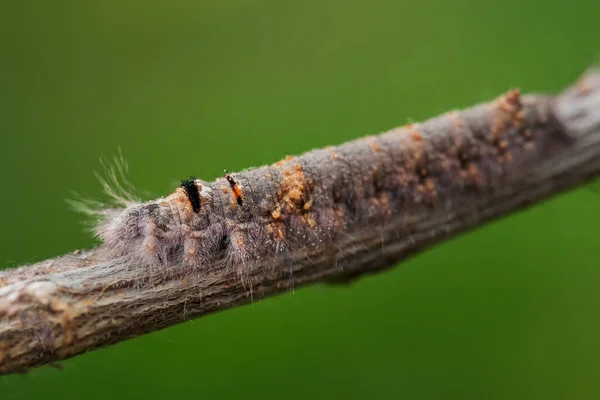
[181,177,201,213]
[224,169,243,206]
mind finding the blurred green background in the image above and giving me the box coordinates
[1,0,600,399]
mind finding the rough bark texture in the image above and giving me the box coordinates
[1,69,600,375]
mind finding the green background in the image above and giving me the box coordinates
[1,1,599,398]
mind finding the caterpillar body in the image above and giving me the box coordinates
[96,90,567,279]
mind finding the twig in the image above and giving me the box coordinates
[1,69,600,375]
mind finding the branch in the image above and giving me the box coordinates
[1,69,600,375]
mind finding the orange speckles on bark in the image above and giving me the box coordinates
[221,187,228,194]
[370,141,382,152]
[366,136,382,152]
[490,88,525,147]
[467,163,486,189]
[415,177,438,205]
[303,214,317,228]
[275,225,285,240]
[497,139,509,151]
[236,236,245,247]
[332,208,345,231]
[425,179,438,204]
[370,192,393,217]
[326,146,340,160]
[288,188,303,203]
[498,88,522,114]
[370,196,381,207]
[303,199,313,211]
[410,131,422,141]
[273,162,309,217]
[416,184,427,200]
[515,109,525,122]
[424,179,436,191]
[271,207,282,220]
[267,223,285,240]
[448,112,464,128]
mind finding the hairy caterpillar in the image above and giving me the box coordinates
[92,90,567,282]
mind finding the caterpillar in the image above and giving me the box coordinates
[95,90,567,279]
